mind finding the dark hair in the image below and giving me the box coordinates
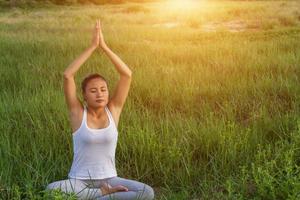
[81,73,108,93]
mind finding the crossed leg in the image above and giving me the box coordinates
[83,176,155,200]
[46,178,102,200]
[46,177,154,200]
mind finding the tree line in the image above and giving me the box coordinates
[1,0,161,7]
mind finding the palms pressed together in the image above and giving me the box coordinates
[91,19,107,50]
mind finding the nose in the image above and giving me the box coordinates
[96,91,104,97]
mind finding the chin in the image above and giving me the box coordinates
[96,103,108,108]
[88,103,106,108]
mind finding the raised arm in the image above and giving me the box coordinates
[98,21,132,126]
[63,21,100,116]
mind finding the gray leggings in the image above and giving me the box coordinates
[45,176,154,200]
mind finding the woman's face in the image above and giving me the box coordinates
[83,78,109,108]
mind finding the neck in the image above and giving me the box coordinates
[87,105,106,118]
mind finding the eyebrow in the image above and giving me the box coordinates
[89,87,106,90]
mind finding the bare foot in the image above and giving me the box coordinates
[100,184,128,195]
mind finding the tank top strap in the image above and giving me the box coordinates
[83,104,87,122]
[105,106,114,124]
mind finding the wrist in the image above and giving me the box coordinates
[89,45,97,51]
[100,43,109,51]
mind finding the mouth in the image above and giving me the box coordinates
[96,99,104,103]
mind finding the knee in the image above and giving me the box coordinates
[45,179,82,193]
[46,182,57,190]
[138,184,155,200]
[45,180,66,191]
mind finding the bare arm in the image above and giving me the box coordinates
[63,46,95,113]
[104,45,132,126]
[64,21,100,78]
[101,45,132,77]
[63,46,96,78]
[63,21,100,121]
[97,21,132,126]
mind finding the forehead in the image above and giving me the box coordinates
[86,78,107,89]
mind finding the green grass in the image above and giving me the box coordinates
[0,1,300,199]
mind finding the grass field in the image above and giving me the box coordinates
[0,0,300,199]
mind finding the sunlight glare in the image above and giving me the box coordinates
[166,0,199,10]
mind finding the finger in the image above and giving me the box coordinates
[121,185,128,191]
[118,187,127,192]
[95,20,100,29]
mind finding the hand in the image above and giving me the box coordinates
[90,20,102,49]
[97,20,107,50]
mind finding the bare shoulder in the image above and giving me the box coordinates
[107,101,122,128]
[67,102,84,133]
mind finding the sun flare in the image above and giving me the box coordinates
[166,0,200,10]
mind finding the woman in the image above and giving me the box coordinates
[46,20,155,200]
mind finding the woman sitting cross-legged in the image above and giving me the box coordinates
[45,20,155,200]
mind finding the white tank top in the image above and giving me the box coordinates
[68,105,118,179]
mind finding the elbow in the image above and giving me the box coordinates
[120,70,132,79]
[126,70,133,78]
[127,70,132,78]
[63,71,74,79]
